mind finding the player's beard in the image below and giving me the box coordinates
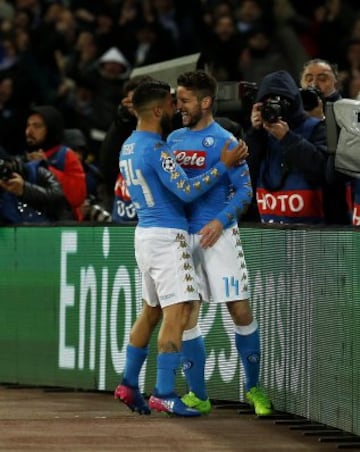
[181,108,202,129]
[160,112,173,138]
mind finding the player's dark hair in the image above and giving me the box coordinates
[122,75,154,96]
[132,80,171,109]
[177,70,217,100]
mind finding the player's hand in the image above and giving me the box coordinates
[199,219,223,249]
[220,139,249,168]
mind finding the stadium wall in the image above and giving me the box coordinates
[0,225,358,434]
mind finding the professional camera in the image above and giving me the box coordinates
[260,98,291,123]
[83,195,112,222]
[299,87,323,111]
[88,204,112,222]
[0,159,13,181]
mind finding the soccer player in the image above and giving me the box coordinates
[114,79,248,416]
[167,70,273,416]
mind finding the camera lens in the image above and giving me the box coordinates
[260,101,282,123]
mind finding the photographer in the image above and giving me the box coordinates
[245,70,330,224]
[0,147,67,224]
[299,58,342,119]
[300,59,350,225]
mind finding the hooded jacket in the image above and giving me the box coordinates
[245,70,329,224]
[29,106,86,219]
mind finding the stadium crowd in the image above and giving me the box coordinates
[1,0,360,225]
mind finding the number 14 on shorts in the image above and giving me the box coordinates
[223,276,240,297]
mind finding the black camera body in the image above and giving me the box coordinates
[260,98,290,123]
[0,159,13,181]
[299,87,323,111]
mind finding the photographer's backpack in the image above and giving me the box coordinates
[325,99,360,178]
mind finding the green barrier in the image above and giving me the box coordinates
[0,225,359,434]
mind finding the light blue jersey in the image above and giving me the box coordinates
[167,121,253,233]
[119,130,228,229]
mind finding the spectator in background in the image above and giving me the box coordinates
[310,0,356,65]
[245,70,332,224]
[24,105,86,221]
[0,0,14,21]
[338,38,360,98]
[92,8,117,56]
[197,13,245,81]
[0,146,67,224]
[0,74,28,155]
[239,26,290,85]
[65,31,99,82]
[83,46,131,112]
[144,0,204,56]
[132,20,177,68]
[60,76,114,161]
[0,35,34,107]
[63,128,111,223]
[234,0,269,39]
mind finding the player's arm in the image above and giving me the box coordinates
[152,141,244,202]
[216,161,253,227]
[199,161,253,249]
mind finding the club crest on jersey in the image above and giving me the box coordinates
[202,136,215,147]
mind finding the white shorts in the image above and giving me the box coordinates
[190,226,250,303]
[135,227,200,308]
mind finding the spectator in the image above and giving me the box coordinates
[83,46,131,112]
[310,0,356,65]
[144,0,204,56]
[338,38,360,98]
[0,146,67,224]
[60,77,114,160]
[0,0,14,21]
[131,20,177,68]
[24,105,86,221]
[63,128,111,223]
[234,0,268,39]
[65,31,99,82]
[239,26,290,85]
[245,70,331,224]
[197,13,244,81]
[0,74,28,155]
